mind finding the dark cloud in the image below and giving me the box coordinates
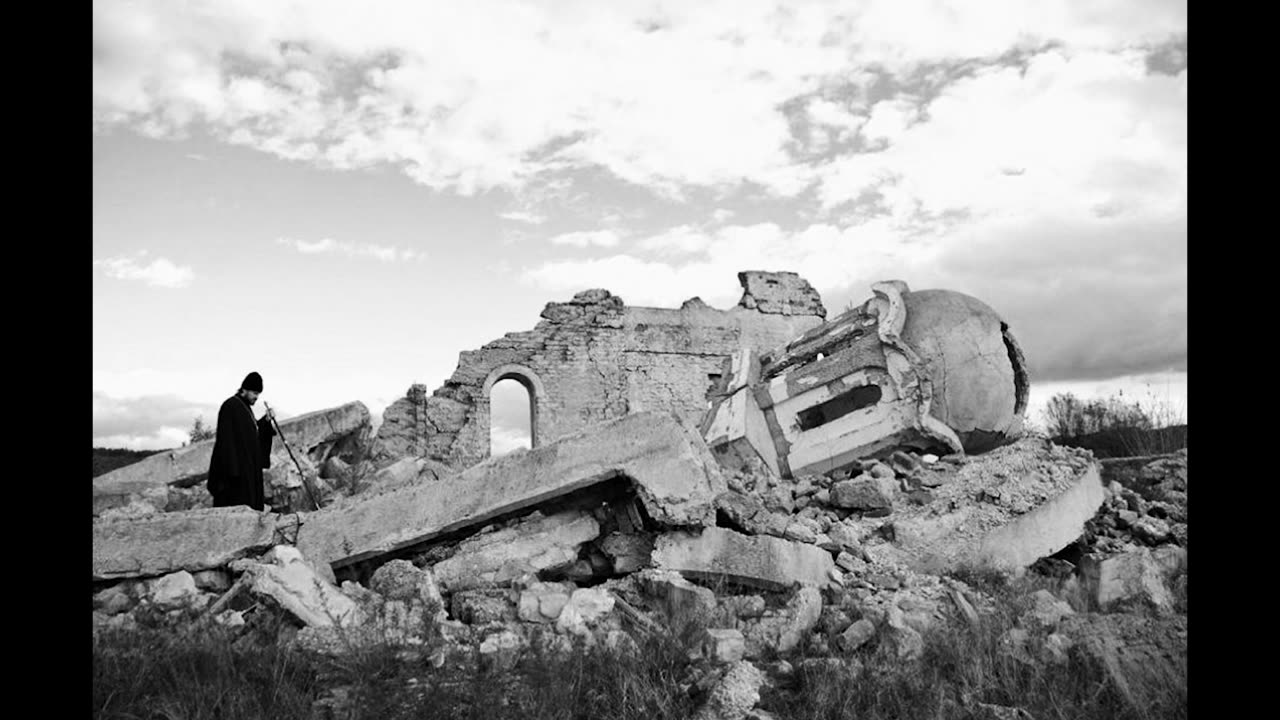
[823,214,1186,383]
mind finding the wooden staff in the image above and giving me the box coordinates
[264,402,321,511]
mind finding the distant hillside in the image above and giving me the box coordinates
[92,447,169,478]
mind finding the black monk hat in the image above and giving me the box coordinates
[241,372,264,393]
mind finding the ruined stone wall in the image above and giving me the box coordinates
[374,272,826,469]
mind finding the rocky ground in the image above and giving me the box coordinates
[93,442,1187,720]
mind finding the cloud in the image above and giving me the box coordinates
[276,237,425,262]
[517,43,1187,383]
[490,426,532,456]
[92,0,1187,200]
[94,253,194,288]
[549,230,623,248]
[490,377,533,455]
[637,225,713,257]
[500,210,547,225]
[813,49,1186,222]
[94,427,193,452]
[95,2,1185,386]
[93,391,220,449]
[522,220,928,309]
[522,206,1184,383]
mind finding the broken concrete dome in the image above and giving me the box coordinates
[899,288,1029,453]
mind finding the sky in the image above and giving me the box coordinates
[93,0,1187,453]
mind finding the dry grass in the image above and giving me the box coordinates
[1041,390,1187,459]
[94,574,1185,720]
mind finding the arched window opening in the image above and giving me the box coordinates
[490,378,533,456]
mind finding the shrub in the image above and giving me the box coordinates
[1042,391,1186,458]
[188,415,216,445]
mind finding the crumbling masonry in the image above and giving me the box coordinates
[373,271,827,467]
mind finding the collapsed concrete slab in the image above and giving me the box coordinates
[652,527,835,592]
[432,511,601,592]
[93,507,279,581]
[92,401,372,515]
[871,437,1104,574]
[295,411,726,573]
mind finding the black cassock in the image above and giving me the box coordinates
[207,395,276,510]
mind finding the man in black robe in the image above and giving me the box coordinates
[207,372,277,510]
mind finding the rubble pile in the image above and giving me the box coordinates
[1082,450,1189,556]
[91,276,1186,718]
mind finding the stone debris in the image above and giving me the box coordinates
[556,588,616,637]
[517,581,575,623]
[192,569,232,592]
[1025,589,1076,628]
[652,527,835,591]
[1080,451,1187,562]
[93,585,133,616]
[1090,547,1183,613]
[230,545,362,628]
[432,511,601,592]
[452,590,517,626]
[830,476,895,512]
[598,531,655,574]
[478,629,525,672]
[640,569,719,619]
[742,587,822,658]
[369,560,444,610]
[693,660,766,720]
[148,571,199,609]
[839,618,877,652]
[702,628,747,664]
[883,604,925,661]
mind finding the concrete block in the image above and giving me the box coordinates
[93,507,279,580]
[652,527,834,592]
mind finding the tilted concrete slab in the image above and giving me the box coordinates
[973,463,1105,572]
[295,411,726,572]
[93,507,279,581]
[651,527,835,591]
[92,402,370,514]
[877,437,1105,574]
[432,511,601,592]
